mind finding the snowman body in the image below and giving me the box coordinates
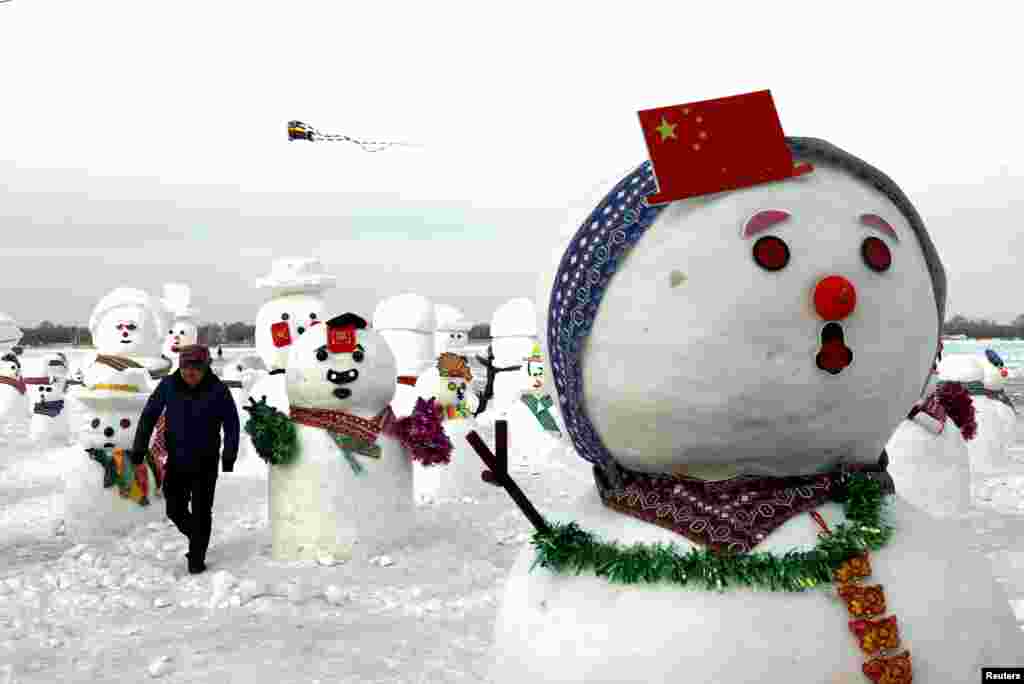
[62,369,162,540]
[490,146,1022,682]
[885,417,970,518]
[937,354,1016,474]
[23,357,72,445]
[412,357,482,503]
[223,354,267,477]
[373,293,436,418]
[270,313,414,561]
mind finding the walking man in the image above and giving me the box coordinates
[132,344,239,574]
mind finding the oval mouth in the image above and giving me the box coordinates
[120,339,132,344]
[332,387,352,400]
[103,442,116,449]
[816,322,853,375]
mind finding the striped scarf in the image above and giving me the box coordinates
[0,375,26,395]
[149,415,170,476]
[86,447,154,507]
[290,405,396,475]
[33,399,65,418]
[95,354,144,371]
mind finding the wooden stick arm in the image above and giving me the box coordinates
[466,421,550,535]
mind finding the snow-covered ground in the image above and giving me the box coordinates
[1,345,1023,682]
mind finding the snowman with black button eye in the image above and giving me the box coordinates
[0,351,28,420]
[62,366,162,539]
[247,258,337,414]
[488,96,1021,684]
[23,354,72,445]
[272,313,415,562]
[936,347,1017,476]
[159,283,200,372]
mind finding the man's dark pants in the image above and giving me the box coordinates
[163,465,218,563]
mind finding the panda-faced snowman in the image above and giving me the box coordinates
[267,312,414,561]
[489,107,1021,681]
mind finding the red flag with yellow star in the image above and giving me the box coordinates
[637,90,812,205]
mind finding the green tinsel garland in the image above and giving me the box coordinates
[528,475,892,592]
[242,397,299,466]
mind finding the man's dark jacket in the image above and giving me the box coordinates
[132,368,240,473]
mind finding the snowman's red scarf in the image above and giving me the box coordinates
[0,375,26,395]
[594,459,895,554]
[289,405,397,444]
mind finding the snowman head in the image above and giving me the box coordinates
[223,354,267,382]
[0,353,20,379]
[162,317,199,360]
[77,406,143,450]
[373,293,436,375]
[436,352,473,407]
[255,293,325,371]
[286,313,397,413]
[543,139,947,477]
[89,288,165,356]
[437,323,472,354]
[982,348,1009,390]
[22,357,66,402]
[524,344,546,395]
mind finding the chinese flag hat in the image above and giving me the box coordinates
[637,90,813,204]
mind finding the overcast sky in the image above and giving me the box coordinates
[2,0,1023,328]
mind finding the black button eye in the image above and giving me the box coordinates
[752,236,790,271]
[91,418,100,429]
[352,350,364,363]
[120,418,131,429]
[281,313,290,321]
[861,237,892,272]
[179,330,185,335]
[236,365,243,372]
[309,313,317,320]
[169,329,174,334]
[45,387,52,393]
[127,324,137,331]
[297,326,306,335]
[316,349,328,362]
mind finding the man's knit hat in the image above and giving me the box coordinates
[179,344,211,367]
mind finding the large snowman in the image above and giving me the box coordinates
[159,283,201,372]
[247,257,337,414]
[23,353,73,445]
[268,313,418,561]
[373,292,436,417]
[61,366,163,539]
[79,287,171,387]
[936,349,1016,474]
[488,93,1021,683]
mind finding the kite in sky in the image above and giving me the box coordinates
[287,121,420,152]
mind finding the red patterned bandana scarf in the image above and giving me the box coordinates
[594,460,894,554]
[289,405,396,444]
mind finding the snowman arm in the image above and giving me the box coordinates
[131,379,168,456]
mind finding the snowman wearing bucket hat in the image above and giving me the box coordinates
[76,287,172,390]
[482,91,1022,683]
[62,365,163,538]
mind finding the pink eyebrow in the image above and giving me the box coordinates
[859,214,899,241]
[743,210,791,239]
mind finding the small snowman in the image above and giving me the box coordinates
[936,349,1016,474]
[22,354,72,445]
[373,292,436,417]
[62,366,162,539]
[220,354,268,479]
[79,287,171,387]
[247,257,337,413]
[0,351,28,419]
[159,283,201,372]
[478,298,538,423]
[249,312,448,561]
[486,93,1021,683]
[492,343,565,467]
[413,352,481,503]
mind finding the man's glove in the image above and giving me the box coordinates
[129,449,146,466]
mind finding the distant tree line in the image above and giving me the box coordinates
[18,320,493,347]
[942,315,1024,340]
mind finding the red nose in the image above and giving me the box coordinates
[1001,368,1009,378]
[813,275,857,321]
[122,332,129,337]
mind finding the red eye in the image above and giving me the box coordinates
[752,236,790,271]
[120,418,131,429]
[862,237,891,272]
